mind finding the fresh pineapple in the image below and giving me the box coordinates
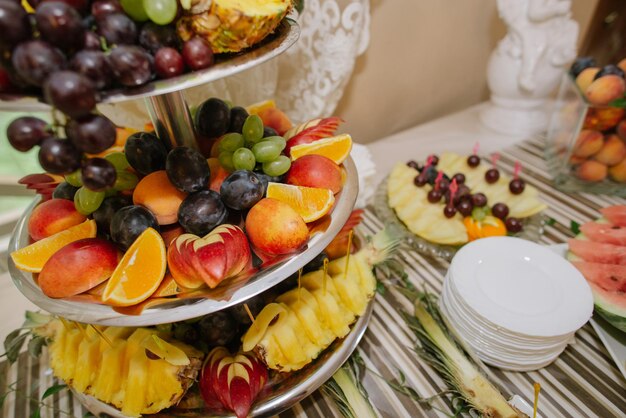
[177,0,293,53]
[242,228,399,372]
[37,321,203,417]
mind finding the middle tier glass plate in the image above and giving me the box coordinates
[8,158,358,326]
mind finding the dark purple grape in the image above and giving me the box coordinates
[445,184,470,204]
[124,131,167,175]
[467,155,480,167]
[438,178,450,191]
[108,45,153,87]
[92,194,131,237]
[229,106,249,134]
[97,12,137,45]
[263,126,278,138]
[485,168,500,184]
[0,0,31,48]
[509,178,526,194]
[471,193,487,207]
[220,170,264,210]
[7,116,51,152]
[505,217,523,233]
[198,312,239,347]
[38,137,82,174]
[110,205,159,250]
[81,14,94,29]
[456,199,473,216]
[52,181,79,200]
[38,0,89,15]
[570,56,595,78]
[178,190,228,236]
[182,36,214,70]
[82,31,102,50]
[43,71,96,119]
[452,173,465,185]
[138,22,179,54]
[66,114,116,154]
[406,160,419,170]
[81,157,116,191]
[443,205,457,218]
[195,97,230,138]
[35,2,84,50]
[11,40,66,87]
[414,175,426,187]
[492,203,509,220]
[154,47,184,79]
[0,67,13,93]
[69,50,114,89]
[91,0,122,19]
[594,64,625,80]
[429,155,439,166]
[427,189,442,203]
[166,146,210,193]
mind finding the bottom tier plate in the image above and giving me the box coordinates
[72,301,374,417]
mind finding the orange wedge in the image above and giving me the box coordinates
[266,182,335,223]
[289,134,352,164]
[102,228,166,307]
[245,99,276,115]
[11,219,97,273]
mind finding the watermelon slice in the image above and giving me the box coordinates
[580,221,626,246]
[587,280,626,332]
[568,236,626,264]
[570,260,626,292]
[600,205,626,227]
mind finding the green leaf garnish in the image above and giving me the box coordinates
[570,220,580,235]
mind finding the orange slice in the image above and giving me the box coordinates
[289,134,352,164]
[266,183,335,223]
[11,219,97,273]
[102,228,166,307]
[245,99,276,115]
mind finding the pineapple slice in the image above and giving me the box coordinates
[276,289,335,348]
[300,271,356,326]
[73,331,102,393]
[93,341,126,404]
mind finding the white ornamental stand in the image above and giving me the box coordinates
[480,0,578,136]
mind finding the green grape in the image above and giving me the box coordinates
[105,152,130,171]
[242,115,263,145]
[121,0,149,22]
[74,187,105,215]
[65,170,82,187]
[232,148,256,171]
[252,141,281,163]
[263,156,291,177]
[113,171,139,191]
[143,0,177,25]
[218,151,235,171]
[105,188,118,197]
[261,135,286,151]
[219,133,245,152]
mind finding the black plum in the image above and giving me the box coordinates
[228,106,249,134]
[124,131,168,175]
[255,172,281,194]
[594,64,625,80]
[12,40,66,87]
[38,137,82,174]
[7,116,51,152]
[52,182,79,200]
[81,157,116,191]
[92,194,132,236]
[220,170,264,210]
[570,56,596,78]
[195,97,230,138]
[110,205,159,250]
[198,311,239,347]
[166,146,210,193]
[262,126,278,138]
[66,114,116,154]
[178,190,228,236]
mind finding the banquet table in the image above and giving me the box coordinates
[1,106,626,418]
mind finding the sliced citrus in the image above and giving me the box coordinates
[11,219,97,273]
[289,134,352,164]
[102,228,166,307]
[266,182,335,223]
[245,99,276,115]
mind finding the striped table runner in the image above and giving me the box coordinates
[1,136,626,418]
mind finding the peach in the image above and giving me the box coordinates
[573,130,604,158]
[576,160,608,182]
[584,107,625,131]
[617,120,626,141]
[285,154,343,194]
[594,134,626,166]
[585,75,626,106]
[28,198,87,241]
[576,67,599,92]
[609,157,626,183]
[258,107,293,136]
[618,58,626,74]
[569,155,586,165]
[160,223,185,247]
[38,238,119,298]
[207,157,229,192]
[133,170,187,225]
[245,198,309,256]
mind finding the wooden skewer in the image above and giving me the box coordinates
[74,321,87,339]
[343,230,354,279]
[244,303,255,323]
[297,268,303,303]
[89,324,113,347]
[533,382,541,418]
[58,317,71,331]
[323,258,329,295]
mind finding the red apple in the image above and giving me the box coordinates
[28,198,87,241]
[285,154,343,194]
[284,117,343,156]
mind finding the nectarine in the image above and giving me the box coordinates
[594,135,626,166]
[258,107,292,136]
[575,67,599,92]
[133,170,187,225]
[573,130,603,158]
[28,198,87,241]
[609,157,626,183]
[576,160,608,182]
[285,154,343,194]
[617,120,626,141]
[585,75,626,106]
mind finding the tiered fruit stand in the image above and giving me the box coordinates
[3,16,372,417]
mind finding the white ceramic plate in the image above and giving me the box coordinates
[449,237,594,337]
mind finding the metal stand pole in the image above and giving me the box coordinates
[145,90,197,150]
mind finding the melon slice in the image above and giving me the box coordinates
[570,260,626,292]
[580,221,626,246]
[568,236,626,264]
[587,281,626,332]
[600,205,626,227]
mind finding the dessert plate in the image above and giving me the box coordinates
[8,158,358,327]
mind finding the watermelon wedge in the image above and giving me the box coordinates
[570,260,626,292]
[587,281,626,332]
[580,221,626,246]
[568,237,626,264]
[600,205,626,227]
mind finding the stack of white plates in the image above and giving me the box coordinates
[439,236,594,371]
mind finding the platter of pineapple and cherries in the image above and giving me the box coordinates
[375,147,548,260]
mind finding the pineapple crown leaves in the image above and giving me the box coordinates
[362,226,405,267]
[2,311,53,364]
